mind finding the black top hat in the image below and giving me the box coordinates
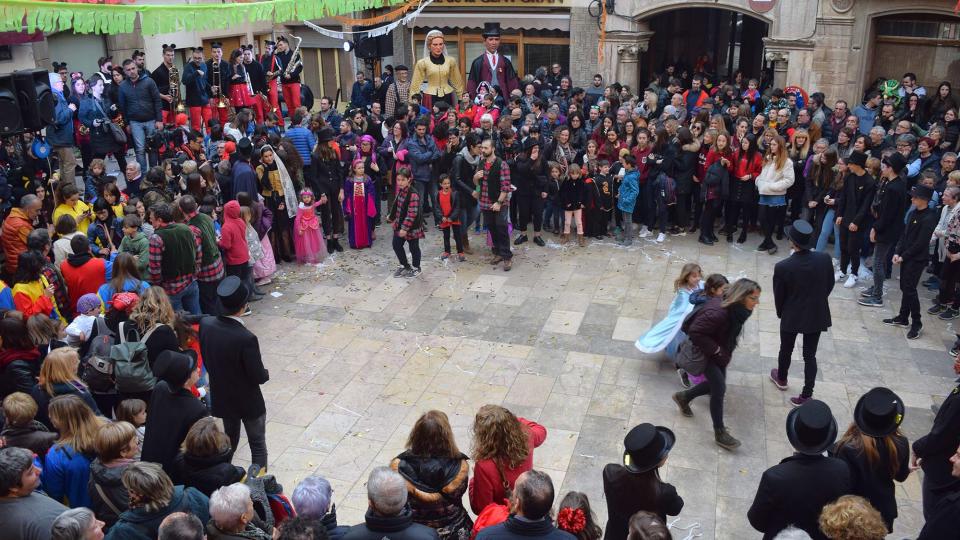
[787,219,815,250]
[317,126,337,143]
[847,150,868,168]
[854,387,905,438]
[154,350,198,388]
[237,137,254,157]
[622,423,675,473]
[211,41,223,49]
[910,184,934,201]
[786,399,838,455]
[482,22,502,38]
[265,40,276,46]
[217,275,249,313]
[883,152,907,175]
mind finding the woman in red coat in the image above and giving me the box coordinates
[726,134,764,244]
[468,404,547,515]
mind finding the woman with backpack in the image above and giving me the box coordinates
[115,286,179,405]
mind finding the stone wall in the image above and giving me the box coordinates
[568,6,598,87]
[809,17,856,105]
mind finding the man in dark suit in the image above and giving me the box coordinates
[913,364,960,519]
[467,23,520,101]
[770,220,835,406]
[748,400,852,540]
[200,275,270,471]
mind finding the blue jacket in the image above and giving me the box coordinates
[105,486,210,540]
[47,93,75,148]
[617,169,640,213]
[42,443,94,508]
[350,80,374,109]
[118,73,163,123]
[476,516,576,540]
[852,104,876,135]
[286,126,317,166]
[406,135,440,184]
[180,61,210,107]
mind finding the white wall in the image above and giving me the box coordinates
[0,43,40,73]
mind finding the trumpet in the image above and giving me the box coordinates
[169,65,186,115]
[283,34,303,78]
[213,61,228,109]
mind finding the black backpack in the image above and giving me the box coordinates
[81,317,117,394]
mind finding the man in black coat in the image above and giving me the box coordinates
[141,350,208,478]
[917,443,960,539]
[200,276,270,470]
[476,470,576,540]
[913,365,960,518]
[770,220,835,405]
[748,400,852,540]
[884,184,939,339]
[343,467,440,540]
[860,153,909,308]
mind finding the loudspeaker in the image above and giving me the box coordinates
[0,74,22,136]
[354,33,394,59]
[14,69,55,131]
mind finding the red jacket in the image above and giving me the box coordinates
[468,418,547,515]
[60,255,109,313]
[218,200,249,266]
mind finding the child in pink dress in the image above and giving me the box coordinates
[293,189,328,264]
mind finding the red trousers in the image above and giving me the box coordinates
[229,86,264,124]
[189,105,213,132]
[267,79,280,118]
[209,98,230,125]
[282,82,301,117]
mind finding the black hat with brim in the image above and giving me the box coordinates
[622,423,675,474]
[217,275,249,313]
[482,22,502,38]
[854,387,905,437]
[317,126,336,143]
[786,399,838,455]
[787,219,815,250]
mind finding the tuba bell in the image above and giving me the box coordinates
[213,61,228,109]
[169,65,186,115]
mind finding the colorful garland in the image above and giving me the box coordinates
[0,0,406,36]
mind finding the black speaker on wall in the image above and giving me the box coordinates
[354,32,394,59]
[0,74,22,135]
[14,69,54,130]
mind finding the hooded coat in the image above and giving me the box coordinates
[88,458,133,527]
[391,452,472,538]
[173,447,245,496]
[219,200,249,266]
[105,486,210,540]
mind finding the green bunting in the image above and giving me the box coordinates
[0,0,404,36]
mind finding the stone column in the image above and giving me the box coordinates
[600,29,653,92]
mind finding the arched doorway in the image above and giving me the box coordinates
[640,7,769,87]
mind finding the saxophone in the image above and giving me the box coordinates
[283,34,303,78]
[213,61,228,109]
[169,64,186,115]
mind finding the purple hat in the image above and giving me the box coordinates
[77,293,101,314]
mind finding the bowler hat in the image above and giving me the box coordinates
[622,423,675,473]
[218,275,249,313]
[786,219,815,250]
[910,184,933,201]
[154,350,197,388]
[847,150,868,168]
[481,22,502,38]
[882,152,907,175]
[853,387,904,437]
[786,399,838,455]
[317,126,336,143]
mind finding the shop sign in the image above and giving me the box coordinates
[748,0,776,13]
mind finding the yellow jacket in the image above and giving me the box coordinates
[411,55,463,99]
[53,201,93,232]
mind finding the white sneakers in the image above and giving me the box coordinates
[843,274,858,288]
[835,270,845,282]
[639,226,651,238]
[656,233,666,243]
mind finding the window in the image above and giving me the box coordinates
[524,44,568,76]
[876,19,960,40]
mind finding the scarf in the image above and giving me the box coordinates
[726,303,753,353]
[0,348,40,369]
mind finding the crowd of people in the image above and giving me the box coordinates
[0,18,957,540]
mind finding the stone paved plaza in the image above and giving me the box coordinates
[232,229,956,539]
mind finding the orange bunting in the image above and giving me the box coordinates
[332,0,417,26]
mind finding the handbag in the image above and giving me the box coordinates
[676,338,707,376]
[95,99,127,145]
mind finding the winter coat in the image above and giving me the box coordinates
[48,92,75,148]
[917,488,960,540]
[617,170,640,214]
[342,508,440,540]
[88,458,133,527]
[703,148,735,201]
[756,158,795,196]
[475,516,575,540]
[450,148,480,207]
[117,73,162,123]
[469,418,547,515]
[837,172,877,227]
[871,176,909,244]
[673,141,700,195]
[747,454,852,540]
[513,156,547,197]
[141,381,208,477]
[773,250,835,334]
[105,486,210,540]
[79,95,121,155]
[30,382,101,430]
[0,347,42,400]
[43,443,95,508]
[173,448,245,496]
[913,380,960,491]
[285,127,317,167]
[406,135,441,184]
[602,464,683,540]
[0,420,57,459]
[218,200,249,266]
[206,521,272,540]
[559,177,586,211]
[199,315,269,420]
[684,296,733,368]
[391,452,472,539]
[729,150,762,203]
[311,157,344,200]
[830,435,910,530]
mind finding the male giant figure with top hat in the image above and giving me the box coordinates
[467,22,520,101]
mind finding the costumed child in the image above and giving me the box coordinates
[241,206,273,285]
[437,173,464,261]
[583,160,614,239]
[294,189,328,265]
[387,167,425,277]
[675,273,730,388]
[635,263,704,359]
[343,159,377,249]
